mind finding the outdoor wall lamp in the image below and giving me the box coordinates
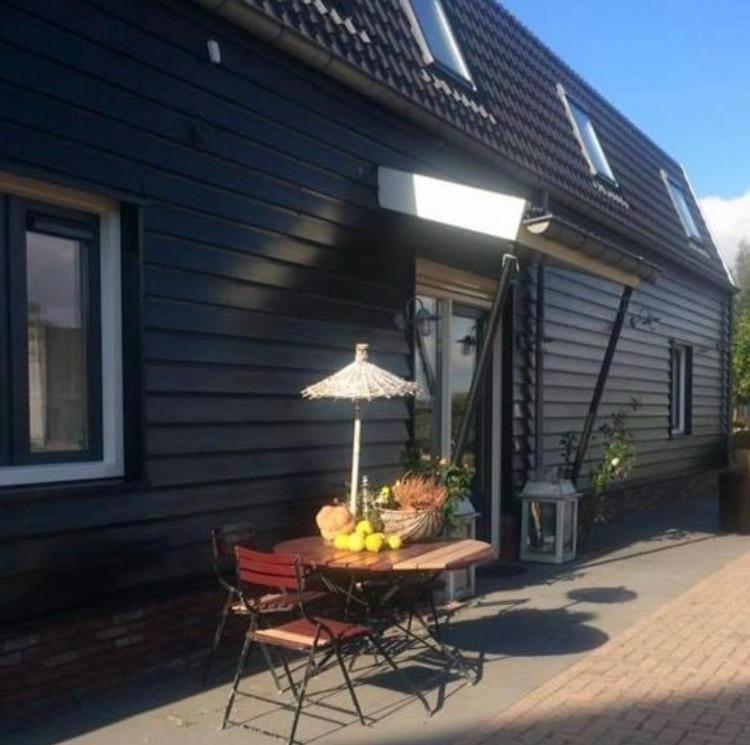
[458,331,477,356]
[394,296,440,337]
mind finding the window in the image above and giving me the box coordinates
[670,343,692,436]
[0,180,124,487]
[558,86,617,185]
[403,0,473,84]
[662,173,702,242]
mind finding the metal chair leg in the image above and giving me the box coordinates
[288,644,317,745]
[221,634,253,730]
[203,591,233,685]
[276,647,299,703]
[369,634,431,715]
[428,590,442,642]
[333,641,367,726]
[259,642,285,694]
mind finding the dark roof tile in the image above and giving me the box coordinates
[234,0,725,278]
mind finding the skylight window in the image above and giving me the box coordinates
[403,0,473,84]
[662,173,702,242]
[558,86,617,185]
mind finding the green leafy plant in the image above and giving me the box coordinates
[582,400,639,534]
[733,309,750,406]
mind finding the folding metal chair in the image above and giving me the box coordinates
[221,546,430,744]
[203,523,327,687]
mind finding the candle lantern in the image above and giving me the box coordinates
[519,478,580,564]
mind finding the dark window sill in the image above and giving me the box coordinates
[0,476,149,505]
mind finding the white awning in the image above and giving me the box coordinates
[378,167,651,287]
[378,166,526,243]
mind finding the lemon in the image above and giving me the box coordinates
[386,534,403,551]
[355,519,374,536]
[365,533,384,553]
[347,532,366,553]
[333,533,350,550]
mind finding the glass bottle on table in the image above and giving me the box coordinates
[359,475,382,531]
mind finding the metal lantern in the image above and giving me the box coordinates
[519,478,580,564]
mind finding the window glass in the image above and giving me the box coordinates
[666,179,702,240]
[670,344,691,435]
[408,0,473,82]
[26,231,89,452]
[450,306,484,470]
[568,100,616,183]
[413,295,439,460]
[526,501,557,554]
[1,198,102,471]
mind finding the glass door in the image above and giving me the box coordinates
[412,295,494,541]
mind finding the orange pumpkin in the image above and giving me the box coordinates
[316,502,355,542]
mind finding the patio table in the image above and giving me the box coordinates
[274,536,496,682]
[273,536,495,573]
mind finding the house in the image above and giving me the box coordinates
[0,0,732,720]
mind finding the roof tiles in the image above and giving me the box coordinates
[235,0,725,278]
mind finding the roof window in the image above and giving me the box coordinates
[558,85,617,186]
[662,172,702,242]
[403,0,473,84]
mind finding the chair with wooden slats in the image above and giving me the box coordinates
[221,546,430,744]
[203,523,327,686]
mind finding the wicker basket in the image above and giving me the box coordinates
[379,508,444,543]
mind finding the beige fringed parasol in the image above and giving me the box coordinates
[302,343,417,515]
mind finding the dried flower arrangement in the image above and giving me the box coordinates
[391,473,448,512]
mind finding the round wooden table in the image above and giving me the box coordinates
[274,535,495,685]
[273,536,497,573]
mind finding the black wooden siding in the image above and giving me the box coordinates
[512,263,731,488]
[0,0,730,620]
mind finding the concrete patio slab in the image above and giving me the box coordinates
[7,494,750,745]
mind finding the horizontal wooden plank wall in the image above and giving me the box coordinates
[512,262,730,490]
[0,0,731,620]
[0,0,519,619]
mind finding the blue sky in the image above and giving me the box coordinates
[500,0,750,262]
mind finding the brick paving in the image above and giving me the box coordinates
[459,549,750,745]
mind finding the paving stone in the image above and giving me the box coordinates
[469,549,750,745]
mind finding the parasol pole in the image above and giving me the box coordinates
[349,400,362,516]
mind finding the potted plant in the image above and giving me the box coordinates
[376,454,475,542]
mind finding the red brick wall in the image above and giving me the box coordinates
[0,583,240,730]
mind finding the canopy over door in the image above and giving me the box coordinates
[378,167,659,288]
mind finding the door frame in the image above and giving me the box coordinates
[415,259,504,552]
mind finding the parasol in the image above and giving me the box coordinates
[302,343,417,515]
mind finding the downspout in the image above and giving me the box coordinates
[533,263,545,480]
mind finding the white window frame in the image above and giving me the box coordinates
[557,84,617,186]
[401,0,475,86]
[0,173,124,486]
[661,170,702,242]
[670,343,688,436]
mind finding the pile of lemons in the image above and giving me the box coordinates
[333,519,402,553]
